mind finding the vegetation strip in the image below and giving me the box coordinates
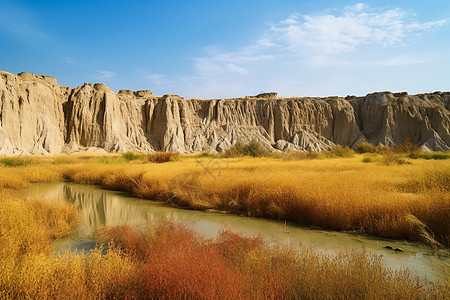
[0,149,449,298]
[0,193,448,299]
[0,147,448,247]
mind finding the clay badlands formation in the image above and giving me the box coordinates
[0,70,449,155]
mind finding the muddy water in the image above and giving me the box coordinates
[24,182,448,284]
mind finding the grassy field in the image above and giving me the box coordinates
[0,150,449,298]
[0,196,447,299]
[0,150,449,247]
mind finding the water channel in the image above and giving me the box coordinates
[24,182,449,285]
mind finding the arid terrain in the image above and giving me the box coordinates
[0,147,449,299]
[1,71,449,299]
[1,71,449,155]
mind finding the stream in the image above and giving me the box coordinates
[24,182,449,285]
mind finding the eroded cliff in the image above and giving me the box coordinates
[0,70,448,155]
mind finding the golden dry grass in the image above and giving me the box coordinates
[0,153,448,246]
[0,191,78,258]
[0,168,448,299]
[45,155,449,246]
[5,218,447,299]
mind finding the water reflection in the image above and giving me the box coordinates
[25,182,449,284]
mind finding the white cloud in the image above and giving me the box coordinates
[141,3,447,98]
[353,3,368,12]
[269,4,447,56]
[190,3,447,81]
[193,44,275,79]
[146,74,169,86]
[406,19,448,31]
[94,70,117,81]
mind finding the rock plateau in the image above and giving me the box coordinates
[0,71,449,155]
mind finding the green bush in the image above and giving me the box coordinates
[354,142,377,154]
[122,152,146,161]
[410,151,450,160]
[361,153,379,163]
[0,157,37,167]
[224,142,246,158]
[354,142,391,154]
[244,140,269,157]
[224,140,269,158]
[362,156,372,163]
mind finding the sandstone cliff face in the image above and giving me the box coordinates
[0,72,67,155]
[0,71,448,155]
[351,92,450,151]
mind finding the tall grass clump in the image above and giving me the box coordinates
[0,156,37,167]
[0,192,78,259]
[282,151,318,160]
[398,167,450,246]
[393,138,419,155]
[224,140,269,158]
[381,150,410,166]
[410,151,450,160]
[122,151,146,161]
[147,151,179,163]
[401,167,450,193]
[0,191,135,299]
[318,146,354,158]
[93,222,447,299]
[354,142,391,154]
[354,141,378,153]
[362,153,380,163]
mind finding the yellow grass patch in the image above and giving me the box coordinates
[1,154,449,246]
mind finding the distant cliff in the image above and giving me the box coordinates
[0,70,449,155]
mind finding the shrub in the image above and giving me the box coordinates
[362,156,372,163]
[381,151,410,166]
[318,146,354,158]
[354,142,378,154]
[362,153,379,163]
[224,141,246,158]
[224,140,269,158]
[122,151,146,161]
[245,140,269,157]
[393,138,418,154]
[330,146,354,157]
[92,222,446,299]
[147,151,179,163]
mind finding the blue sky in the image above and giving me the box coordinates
[1,0,449,98]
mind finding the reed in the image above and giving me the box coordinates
[93,222,448,299]
[147,151,180,163]
[0,186,448,299]
[1,154,449,246]
[56,156,449,245]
